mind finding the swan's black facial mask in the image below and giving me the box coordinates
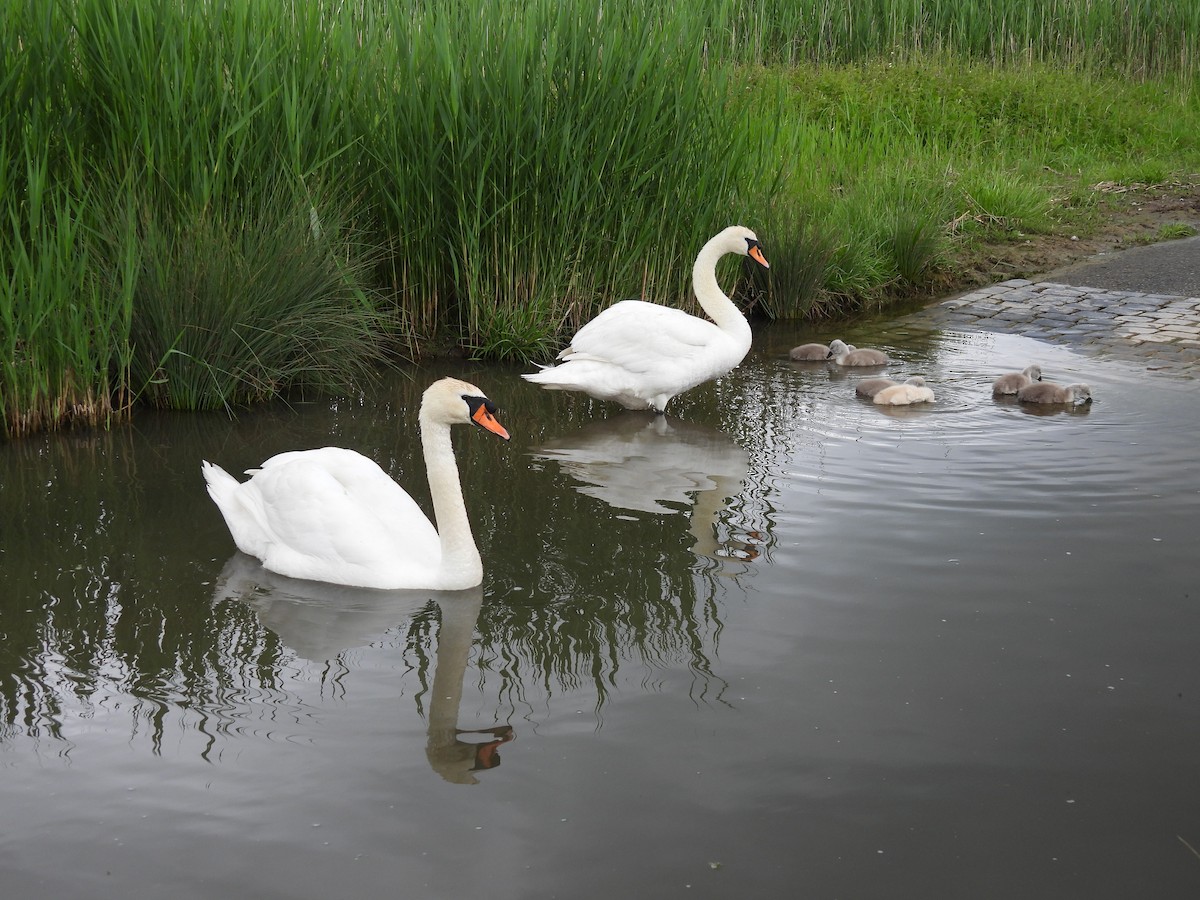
[464,395,511,441]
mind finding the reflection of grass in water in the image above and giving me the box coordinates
[1180,835,1200,863]
[479,573,729,716]
[0,423,302,750]
[0,570,298,754]
[473,473,733,716]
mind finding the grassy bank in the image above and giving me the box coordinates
[2,0,1198,436]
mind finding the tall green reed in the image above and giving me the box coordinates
[359,0,767,357]
[0,144,137,437]
[720,0,1200,78]
[2,0,400,433]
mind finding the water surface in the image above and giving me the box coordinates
[2,319,1198,899]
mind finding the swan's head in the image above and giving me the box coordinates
[716,225,770,269]
[1067,383,1093,404]
[1023,364,1043,381]
[421,378,511,439]
[827,339,850,358]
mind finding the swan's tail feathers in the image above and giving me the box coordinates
[202,460,271,560]
[522,366,562,384]
[522,365,591,393]
[201,460,240,508]
[521,369,571,390]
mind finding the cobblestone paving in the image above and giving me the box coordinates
[905,278,1200,377]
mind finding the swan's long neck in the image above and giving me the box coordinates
[420,418,482,589]
[692,235,752,347]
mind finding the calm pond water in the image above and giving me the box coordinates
[2,317,1199,899]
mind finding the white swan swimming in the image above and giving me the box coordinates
[201,377,510,590]
[1017,382,1093,405]
[992,364,1042,396]
[522,226,770,413]
[827,339,888,366]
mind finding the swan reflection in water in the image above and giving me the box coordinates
[531,412,760,561]
[212,553,513,784]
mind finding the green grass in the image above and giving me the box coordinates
[1156,223,1199,240]
[3,0,1200,434]
[747,59,1200,315]
[122,182,400,413]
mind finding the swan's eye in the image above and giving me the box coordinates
[462,395,498,415]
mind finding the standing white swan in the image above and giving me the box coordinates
[522,226,770,413]
[201,378,510,590]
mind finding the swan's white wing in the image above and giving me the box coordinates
[561,300,724,374]
[239,449,440,582]
[256,448,430,539]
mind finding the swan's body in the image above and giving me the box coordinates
[789,341,833,361]
[992,364,1043,396]
[828,339,888,367]
[855,377,895,398]
[201,378,510,590]
[855,375,925,399]
[873,380,935,405]
[522,226,769,413]
[1017,382,1093,405]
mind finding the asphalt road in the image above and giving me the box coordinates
[1041,234,1200,297]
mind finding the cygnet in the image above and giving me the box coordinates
[856,375,924,399]
[1016,382,1092,405]
[828,338,888,366]
[873,379,935,405]
[992,364,1043,396]
[789,341,834,361]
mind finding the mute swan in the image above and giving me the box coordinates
[873,379,935,405]
[1017,382,1093,405]
[828,339,888,366]
[201,378,510,590]
[992,364,1042,395]
[789,341,833,361]
[522,226,769,413]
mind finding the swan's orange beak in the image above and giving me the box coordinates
[472,405,511,440]
[748,243,770,269]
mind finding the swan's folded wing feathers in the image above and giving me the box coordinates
[564,301,721,373]
[248,454,440,572]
